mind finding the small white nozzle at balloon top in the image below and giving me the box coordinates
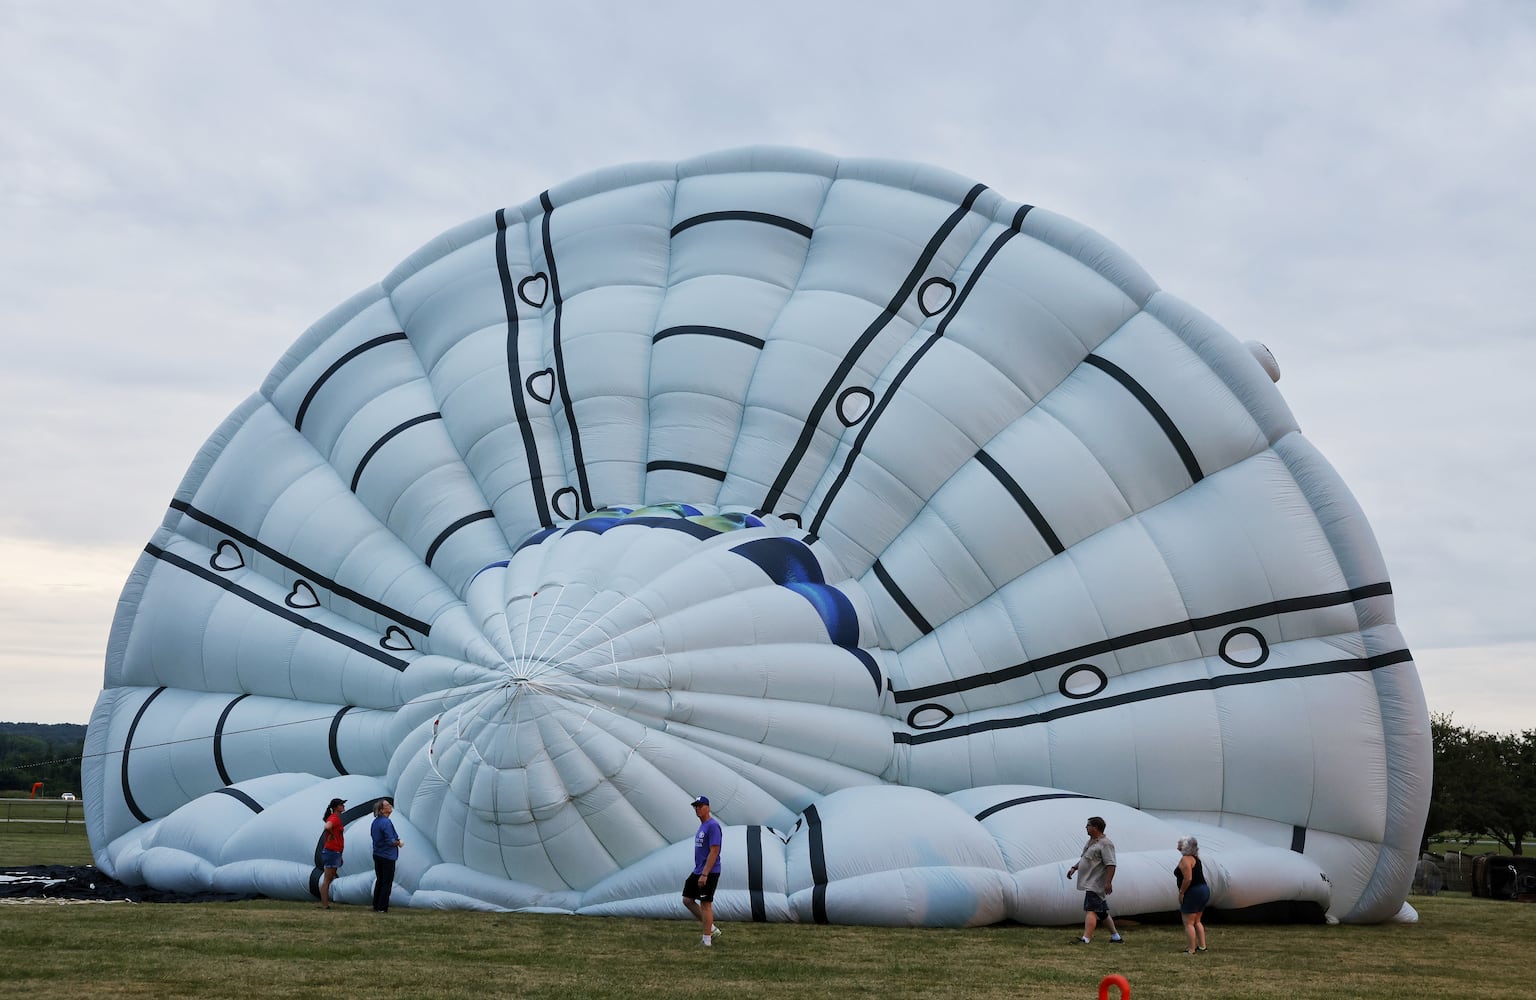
[1246,341,1281,382]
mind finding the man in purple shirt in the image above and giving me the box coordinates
[682,794,722,947]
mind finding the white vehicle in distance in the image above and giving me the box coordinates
[60,793,77,800]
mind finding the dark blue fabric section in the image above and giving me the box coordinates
[730,537,825,585]
[514,527,560,553]
[786,582,858,648]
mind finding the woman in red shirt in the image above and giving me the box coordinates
[320,798,346,909]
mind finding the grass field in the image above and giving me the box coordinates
[4,823,1534,1000]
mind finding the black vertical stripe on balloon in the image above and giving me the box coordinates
[973,449,1064,555]
[805,215,1026,538]
[349,412,443,492]
[120,686,168,824]
[871,558,934,636]
[892,581,1393,704]
[168,500,432,635]
[804,803,831,924]
[496,208,553,528]
[540,191,593,514]
[293,332,409,432]
[1082,354,1204,484]
[213,693,252,786]
[761,184,989,513]
[746,825,767,922]
[328,706,354,775]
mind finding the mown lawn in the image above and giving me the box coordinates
[3,821,1533,1000]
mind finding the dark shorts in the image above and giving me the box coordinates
[321,850,343,870]
[1083,890,1110,916]
[681,871,720,902]
[1180,883,1210,914]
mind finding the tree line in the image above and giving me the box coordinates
[1426,713,1535,856]
[0,722,85,796]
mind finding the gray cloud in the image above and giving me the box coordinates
[2,1,1532,725]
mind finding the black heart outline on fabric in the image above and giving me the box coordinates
[551,487,579,521]
[285,580,321,609]
[917,276,956,317]
[835,386,875,427]
[380,626,415,652]
[526,368,555,404]
[518,273,549,308]
[210,540,245,572]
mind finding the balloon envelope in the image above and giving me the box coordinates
[83,147,1428,925]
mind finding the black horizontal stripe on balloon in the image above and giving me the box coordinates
[806,212,1027,540]
[145,543,409,672]
[350,413,442,492]
[894,581,1394,703]
[541,190,593,514]
[1082,354,1204,484]
[652,325,765,349]
[670,211,813,239]
[893,647,1414,746]
[645,460,727,481]
[169,500,432,636]
[423,510,497,567]
[974,791,1096,822]
[497,208,553,528]
[761,183,989,513]
[293,332,408,432]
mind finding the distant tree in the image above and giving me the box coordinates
[0,724,85,796]
[1426,713,1534,855]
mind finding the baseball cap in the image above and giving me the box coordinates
[689,795,709,807]
[328,797,348,810]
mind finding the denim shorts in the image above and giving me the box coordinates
[321,850,343,870]
[1180,883,1210,914]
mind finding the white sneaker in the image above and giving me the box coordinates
[701,936,713,947]
[710,925,720,938]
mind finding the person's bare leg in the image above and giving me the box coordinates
[1182,912,1198,952]
[320,867,337,909]
[1195,912,1207,950]
[700,899,715,939]
[1081,911,1098,941]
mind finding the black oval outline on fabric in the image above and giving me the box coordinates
[917,276,956,317]
[906,703,955,730]
[551,487,579,521]
[835,386,875,427]
[1219,626,1269,668]
[1059,664,1108,700]
[518,273,549,307]
[526,368,555,404]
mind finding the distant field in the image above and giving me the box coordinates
[3,820,1535,1000]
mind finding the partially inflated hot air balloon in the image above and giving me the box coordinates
[83,148,1429,925]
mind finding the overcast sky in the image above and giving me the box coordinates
[2,1,1532,733]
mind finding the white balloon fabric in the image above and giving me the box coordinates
[82,148,1429,925]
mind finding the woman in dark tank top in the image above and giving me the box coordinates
[1176,836,1209,954]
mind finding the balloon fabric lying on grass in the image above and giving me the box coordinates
[82,147,1430,926]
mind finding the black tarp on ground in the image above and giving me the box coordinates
[0,865,260,903]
